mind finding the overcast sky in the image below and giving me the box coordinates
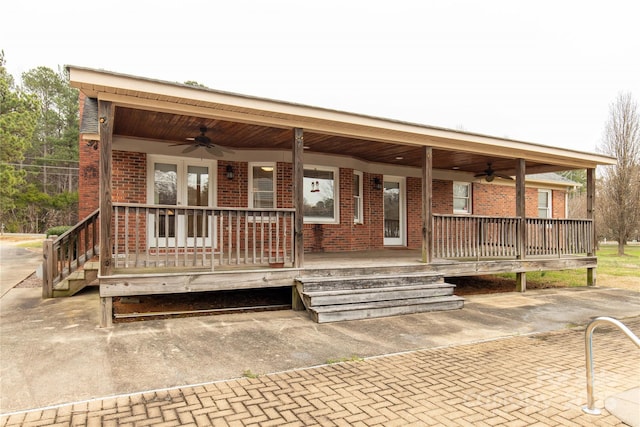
[3,0,639,153]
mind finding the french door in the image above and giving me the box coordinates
[148,156,216,247]
[383,176,405,246]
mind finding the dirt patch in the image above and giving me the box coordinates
[15,273,41,288]
[447,275,560,295]
[0,234,45,243]
[597,274,640,292]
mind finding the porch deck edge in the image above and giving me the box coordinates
[98,256,597,297]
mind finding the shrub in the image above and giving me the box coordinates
[46,225,73,238]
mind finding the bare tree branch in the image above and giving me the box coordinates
[597,92,640,255]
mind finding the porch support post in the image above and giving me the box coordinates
[515,158,527,292]
[586,168,596,286]
[422,147,433,263]
[98,100,114,277]
[293,128,304,268]
[98,100,114,327]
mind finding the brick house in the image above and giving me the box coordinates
[46,66,615,326]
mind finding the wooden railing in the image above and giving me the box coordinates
[111,203,295,270]
[526,218,594,256]
[433,214,593,259]
[42,209,100,297]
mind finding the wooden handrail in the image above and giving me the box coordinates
[42,209,100,298]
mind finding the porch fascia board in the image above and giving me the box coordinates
[97,256,597,297]
[69,67,616,170]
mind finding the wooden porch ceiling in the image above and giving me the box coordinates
[114,106,559,175]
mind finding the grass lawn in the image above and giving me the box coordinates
[494,244,640,289]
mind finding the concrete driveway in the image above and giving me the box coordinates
[0,235,44,298]
[1,283,639,414]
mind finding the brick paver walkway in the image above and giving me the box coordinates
[2,317,639,427]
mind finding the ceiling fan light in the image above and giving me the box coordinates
[485,175,495,182]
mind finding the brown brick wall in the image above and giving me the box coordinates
[112,151,146,204]
[471,183,566,218]
[552,190,566,218]
[218,161,248,207]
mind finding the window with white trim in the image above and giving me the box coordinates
[249,163,276,209]
[453,182,472,214]
[353,171,363,223]
[304,166,339,223]
[538,189,552,218]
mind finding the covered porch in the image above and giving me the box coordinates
[56,66,615,325]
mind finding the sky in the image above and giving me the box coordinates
[2,0,639,154]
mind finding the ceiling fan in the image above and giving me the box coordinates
[170,126,234,157]
[474,162,513,182]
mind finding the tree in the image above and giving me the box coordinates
[22,66,79,194]
[560,170,587,219]
[597,92,640,255]
[0,51,39,228]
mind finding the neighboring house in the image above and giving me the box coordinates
[43,66,615,326]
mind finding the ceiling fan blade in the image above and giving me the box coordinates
[205,146,225,157]
[169,142,193,147]
[495,173,514,180]
[215,144,235,154]
[182,145,199,154]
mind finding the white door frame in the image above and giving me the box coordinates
[147,155,217,248]
[383,176,406,246]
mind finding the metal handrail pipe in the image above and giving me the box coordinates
[582,316,640,415]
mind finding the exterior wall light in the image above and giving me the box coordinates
[373,177,382,190]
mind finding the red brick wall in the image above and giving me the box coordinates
[552,190,565,218]
[406,177,422,249]
[277,162,293,209]
[473,183,515,216]
[473,183,566,218]
[366,172,384,250]
[112,151,146,204]
[85,149,570,253]
[218,161,247,207]
[432,180,452,214]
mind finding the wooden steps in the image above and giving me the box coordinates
[296,271,464,323]
[52,261,99,297]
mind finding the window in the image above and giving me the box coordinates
[453,182,471,214]
[249,163,276,208]
[304,166,339,223]
[353,171,363,223]
[538,190,552,218]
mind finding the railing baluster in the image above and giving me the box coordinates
[135,206,140,267]
[252,213,257,264]
[244,210,249,264]
[124,206,130,268]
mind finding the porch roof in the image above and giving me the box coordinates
[67,65,615,175]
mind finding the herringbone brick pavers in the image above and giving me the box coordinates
[1,317,638,426]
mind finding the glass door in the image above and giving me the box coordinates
[186,165,212,247]
[148,157,215,247]
[383,177,405,246]
[152,162,178,247]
